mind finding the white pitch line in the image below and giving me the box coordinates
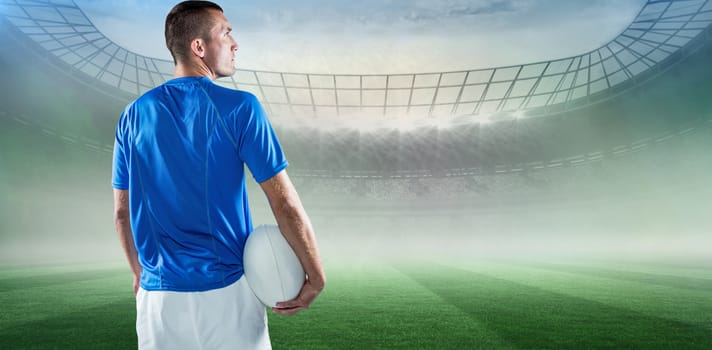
[61,135,76,143]
[12,116,30,125]
[679,127,695,135]
[655,134,674,143]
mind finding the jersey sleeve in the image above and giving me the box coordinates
[112,112,130,190]
[236,94,289,183]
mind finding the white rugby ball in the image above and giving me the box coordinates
[243,224,305,307]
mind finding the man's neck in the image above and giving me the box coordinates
[173,61,215,80]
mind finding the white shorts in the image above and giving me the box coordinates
[135,277,271,350]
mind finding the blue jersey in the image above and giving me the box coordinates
[112,76,288,292]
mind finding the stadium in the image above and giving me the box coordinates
[1,0,711,348]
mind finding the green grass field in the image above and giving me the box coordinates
[1,260,711,349]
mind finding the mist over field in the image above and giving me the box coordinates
[1,1,711,268]
[2,80,710,265]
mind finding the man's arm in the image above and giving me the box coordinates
[259,170,326,315]
[113,189,142,295]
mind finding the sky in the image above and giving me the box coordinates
[75,0,646,74]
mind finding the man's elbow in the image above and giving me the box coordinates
[311,275,326,292]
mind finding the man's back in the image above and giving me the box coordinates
[112,76,288,292]
[113,4,323,348]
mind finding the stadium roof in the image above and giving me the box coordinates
[1,0,712,123]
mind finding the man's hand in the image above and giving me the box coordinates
[272,277,325,315]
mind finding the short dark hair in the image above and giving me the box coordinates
[165,1,223,64]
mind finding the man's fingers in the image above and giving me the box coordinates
[272,305,306,315]
[271,279,323,315]
[272,297,307,316]
[274,299,300,309]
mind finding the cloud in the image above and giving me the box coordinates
[227,0,525,32]
[75,0,167,20]
[73,0,646,73]
[401,0,519,22]
[448,1,518,16]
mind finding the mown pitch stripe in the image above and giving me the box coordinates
[0,270,137,349]
[523,262,712,293]
[575,261,712,280]
[460,260,712,326]
[398,263,712,350]
[0,300,136,350]
[0,268,127,293]
[269,264,515,349]
[0,268,134,332]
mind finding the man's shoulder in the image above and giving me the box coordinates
[121,79,261,117]
[135,83,166,103]
[206,82,259,105]
[204,82,264,117]
[124,85,161,111]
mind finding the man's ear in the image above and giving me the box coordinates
[190,38,205,59]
